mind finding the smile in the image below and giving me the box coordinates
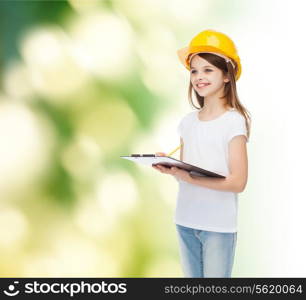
[197,83,211,88]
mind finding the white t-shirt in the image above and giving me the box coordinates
[175,108,248,233]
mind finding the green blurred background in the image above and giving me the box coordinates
[3,0,301,277]
[0,0,206,277]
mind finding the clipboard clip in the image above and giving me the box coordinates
[131,154,156,157]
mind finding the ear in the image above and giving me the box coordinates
[224,77,230,83]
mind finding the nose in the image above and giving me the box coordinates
[194,73,205,83]
[195,71,205,80]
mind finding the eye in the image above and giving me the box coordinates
[190,69,212,74]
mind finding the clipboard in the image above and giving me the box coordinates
[120,155,225,178]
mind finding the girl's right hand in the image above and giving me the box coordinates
[152,152,166,172]
[155,152,166,156]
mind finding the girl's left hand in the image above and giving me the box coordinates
[152,164,191,183]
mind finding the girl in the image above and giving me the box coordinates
[153,29,251,278]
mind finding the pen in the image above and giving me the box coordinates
[167,145,181,157]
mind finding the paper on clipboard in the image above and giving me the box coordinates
[120,155,225,178]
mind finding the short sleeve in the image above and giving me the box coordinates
[177,111,194,138]
[177,118,184,137]
[227,115,249,143]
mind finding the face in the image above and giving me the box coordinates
[189,54,229,97]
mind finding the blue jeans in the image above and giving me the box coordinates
[176,224,237,278]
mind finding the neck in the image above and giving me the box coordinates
[202,89,228,113]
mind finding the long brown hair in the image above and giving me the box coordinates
[188,53,251,140]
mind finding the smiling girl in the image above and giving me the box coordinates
[153,29,251,278]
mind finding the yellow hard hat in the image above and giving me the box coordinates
[177,29,242,81]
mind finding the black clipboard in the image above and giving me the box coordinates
[120,155,225,178]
